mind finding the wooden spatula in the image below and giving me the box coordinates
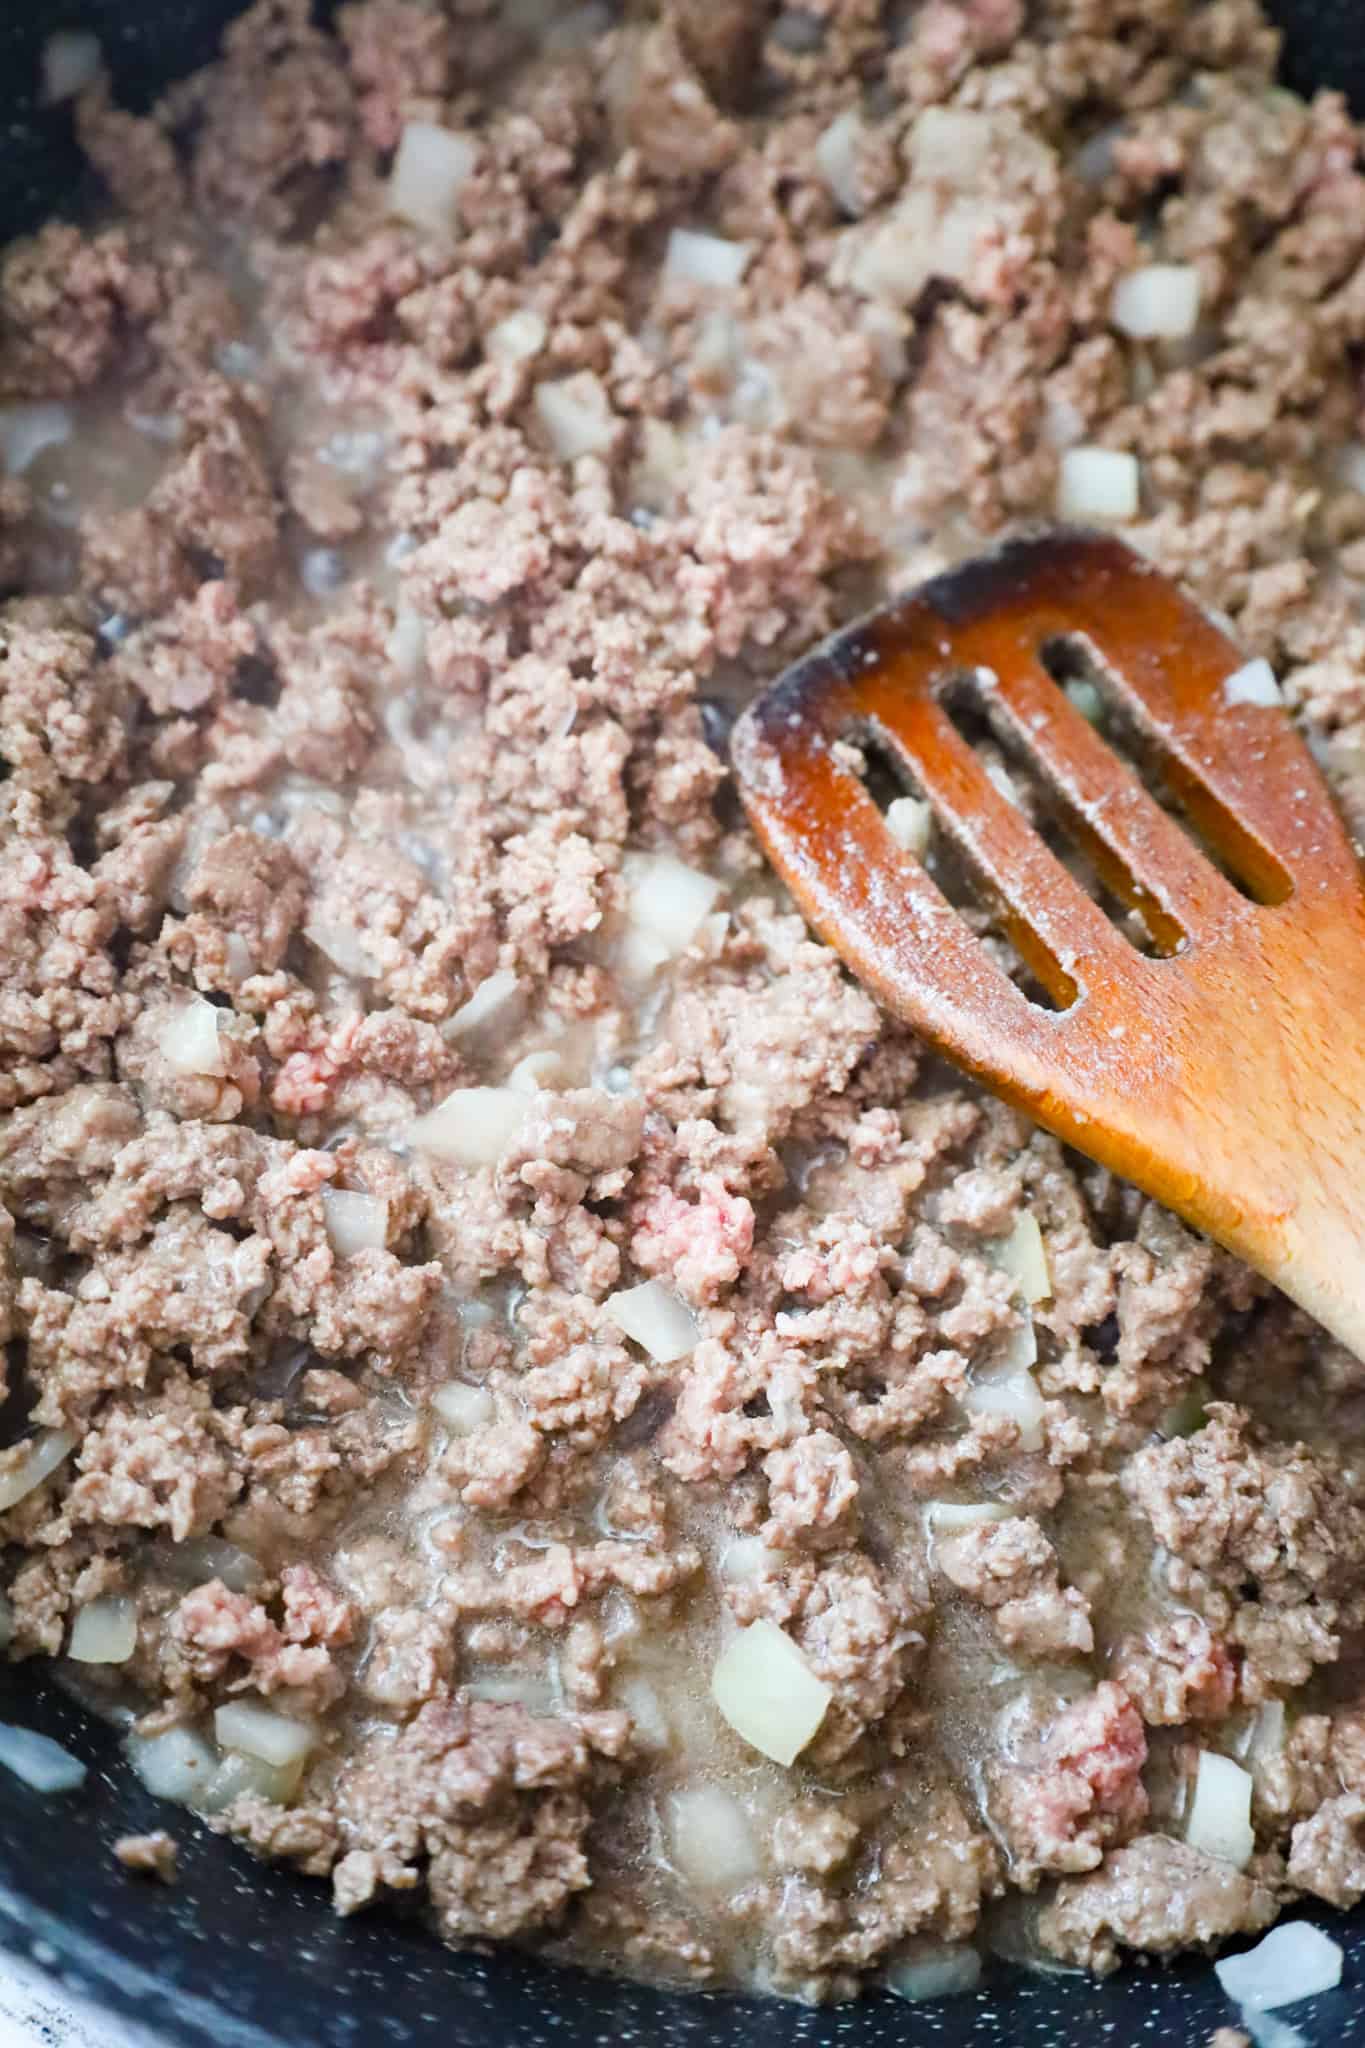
[731,527,1365,1360]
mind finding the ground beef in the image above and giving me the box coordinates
[4,0,1365,2008]
[935,1515,1093,1659]
[990,1683,1149,1885]
[323,1693,620,1943]
[1038,1835,1281,1975]
[113,1830,179,1883]
[1124,1404,1365,1692]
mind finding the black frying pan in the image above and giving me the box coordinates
[0,5,1363,2044]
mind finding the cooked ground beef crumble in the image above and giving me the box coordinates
[4,0,1365,2005]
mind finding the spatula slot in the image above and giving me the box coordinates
[1038,633,1295,911]
[933,665,1186,961]
[849,726,1077,1012]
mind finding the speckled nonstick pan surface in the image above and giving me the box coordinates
[0,4,1363,2044]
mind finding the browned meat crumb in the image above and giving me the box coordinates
[113,1831,179,1884]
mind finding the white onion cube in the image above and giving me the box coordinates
[605,1281,697,1364]
[68,1595,137,1665]
[431,1382,495,1435]
[1185,1750,1255,1870]
[815,109,866,216]
[534,374,615,460]
[0,1723,86,1794]
[665,1784,762,1889]
[621,852,723,957]
[214,1700,316,1769]
[664,228,751,289]
[0,1429,76,1513]
[199,1748,305,1813]
[486,310,548,363]
[1223,658,1282,708]
[127,1725,218,1804]
[1111,265,1202,340]
[711,1618,831,1766]
[926,1501,1012,1533]
[1215,1922,1343,2011]
[992,1214,1051,1303]
[962,1372,1045,1451]
[388,121,476,238]
[1057,447,1140,523]
[386,606,427,678]
[408,1086,527,1166]
[161,997,227,1077]
[445,968,522,1040]
[321,1189,389,1257]
[885,796,932,857]
[887,1946,983,2002]
[41,31,102,103]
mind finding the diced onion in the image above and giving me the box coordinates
[605,1281,697,1364]
[912,106,995,182]
[68,1595,137,1665]
[0,402,72,475]
[1185,1750,1255,1870]
[445,968,522,1040]
[198,1747,305,1812]
[1065,677,1104,723]
[0,1428,76,1513]
[161,997,227,1078]
[321,1188,389,1257]
[534,373,615,460]
[926,1501,1012,1533]
[301,547,346,597]
[664,1784,762,1889]
[214,1700,316,1769]
[616,923,673,983]
[305,917,379,978]
[720,1534,781,1581]
[992,1214,1051,1303]
[999,1318,1039,1373]
[664,228,751,289]
[386,607,427,679]
[621,851,723,959]
[465,1671,557,1713]
[431,1381,495,1434]
[710,1618,832,1766]
[0,1723,86,1794]
[617,1675,670,1748]
[963,1372,1045,1451]
[885,796,932,858]
[984,756,1022,808]
[486,310,548,363]
[1057,447,1140,523]
[41,31,102,103]
[388,121,476,238]
[814,109,867,216]
[1111,265,1202,340]
[1247,1699,1286,1762]
[887,1946,983,2002]
[408,1086,527,1166]
[127,1725,218,1805]
[1223,658,1282,708]
[1215,1923,1343,2011]
[507,1049,564,1094]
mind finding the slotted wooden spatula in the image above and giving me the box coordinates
[731,527,1365,1360]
